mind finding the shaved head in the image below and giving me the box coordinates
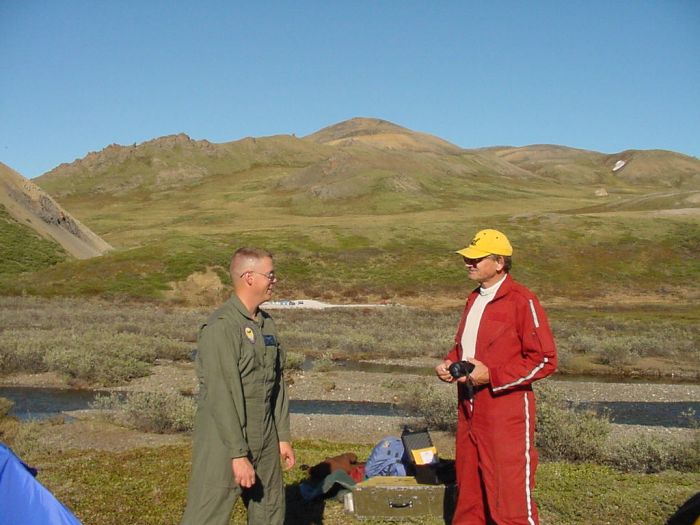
[230,247,273,280]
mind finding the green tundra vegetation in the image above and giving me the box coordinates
[2,120,697,307]
[0,205,67,274]
[1,441,693,525]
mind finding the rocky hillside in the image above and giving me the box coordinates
[0,162,112,259]
[37,132,329,198]
[37,118,700,205]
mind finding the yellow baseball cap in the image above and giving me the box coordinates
[456,229,513,258]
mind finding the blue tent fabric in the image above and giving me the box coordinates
[0,443,82,525]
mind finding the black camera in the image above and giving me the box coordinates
[448,360,475,379]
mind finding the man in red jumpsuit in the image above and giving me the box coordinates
[435,229,557,525]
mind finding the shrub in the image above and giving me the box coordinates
[0,329,53,373]
[89,392,122,411]
[604,430,700,474]
[552,319,699,368]
[43,331,158,385]
[337,332,375,356]
[0,296,203,355]
[401,380,456,432]
[313,352,335,372]
[598,337,639,367]
[92,391,195,433]
[605,435,672,474]
[6,419,47,458]
[274,308,458,360]
[0,396,14,418]
[605,436,667,473]
[668,431,700,472]
[124,391,195,433]
[599,334,670,362]
[565,333,600,354]
[285,351,305,371]
[147,335,194,361]
[0,327,172,385]
[0,396,20,445]
[535,382,611,463]
[678,407,698,428]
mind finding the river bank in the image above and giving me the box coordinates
[1,359,697,455]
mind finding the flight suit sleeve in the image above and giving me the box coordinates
[198,319,250,458]
[490,294,558,393]
[273,339,292,443]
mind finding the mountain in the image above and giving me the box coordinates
[36,123,534,217]
[5,118,699,304]
[487,144,700,186]
[38,118,700,203]
[34,118,699,231]
[306,117,464,155]
[0,162,112,259]
[38,133,329,199]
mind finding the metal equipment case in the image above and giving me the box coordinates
[350,476,456,521]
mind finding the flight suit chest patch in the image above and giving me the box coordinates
[244,326,255,344]
[263,334,277,346]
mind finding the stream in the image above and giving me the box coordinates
[0,383,697,428]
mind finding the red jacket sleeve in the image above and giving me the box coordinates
[445,343,460,363]
[489,293,557,392]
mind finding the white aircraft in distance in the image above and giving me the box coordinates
[612,160,627,172]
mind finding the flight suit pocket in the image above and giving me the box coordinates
[262,334,279,372]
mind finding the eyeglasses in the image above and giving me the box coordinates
[241,270,278,281]
[463,256,491,266]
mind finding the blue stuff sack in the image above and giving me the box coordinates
[364,436,407,477]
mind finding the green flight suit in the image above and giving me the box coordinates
[181,295,291,525]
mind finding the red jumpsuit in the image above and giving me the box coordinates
[445,275,557,525]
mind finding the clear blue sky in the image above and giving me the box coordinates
[1,1,699,179]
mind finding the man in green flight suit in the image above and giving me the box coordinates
[181,247,295,525]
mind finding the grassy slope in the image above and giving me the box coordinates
[2,204,697,306]
[4,124,698,305]
[0,205,67,274]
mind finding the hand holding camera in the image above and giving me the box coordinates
[448,360,475,379]
[436,359,476,383]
